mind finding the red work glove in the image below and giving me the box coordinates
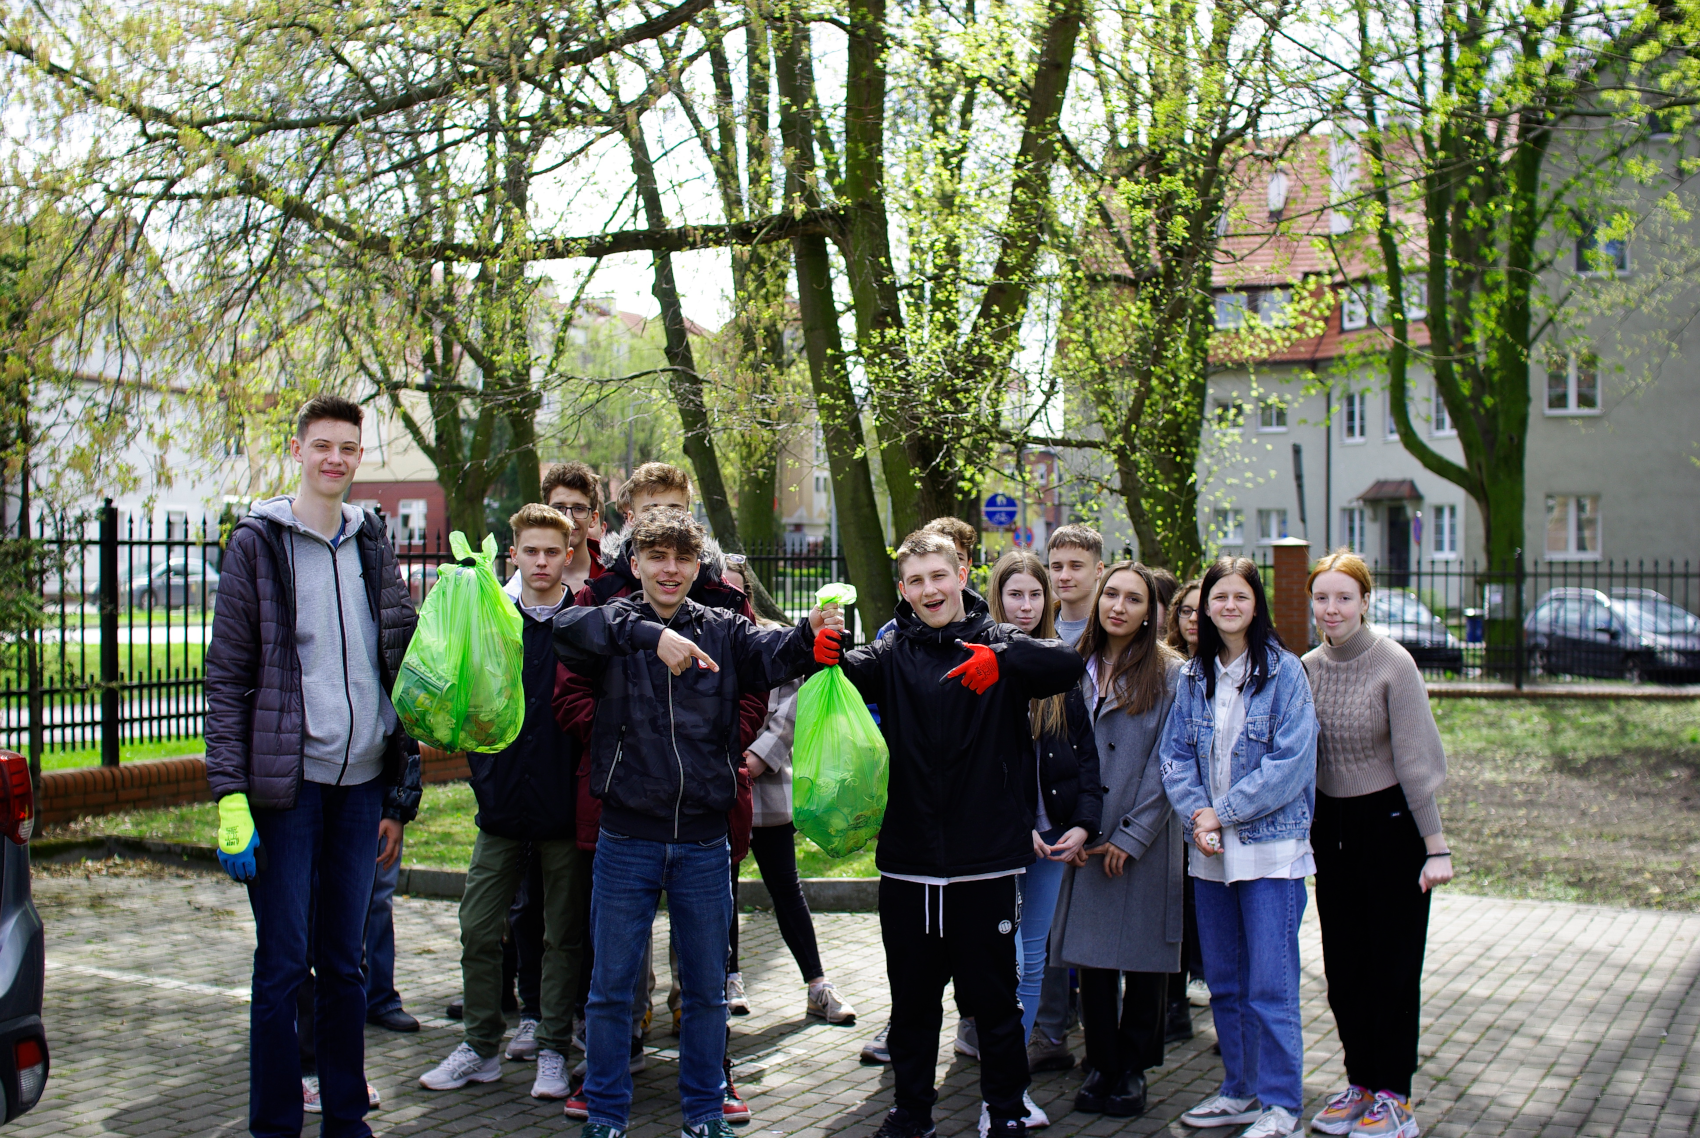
[944,640,999,694]
[813,626,842,666]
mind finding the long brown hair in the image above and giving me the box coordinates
[1077,562,1178,716]
[1166,579,1202,657]
[988,550,1068,738]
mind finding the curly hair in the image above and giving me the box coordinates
[629,509,705,560]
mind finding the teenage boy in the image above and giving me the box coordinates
[419,505,591,1099]
[205,394,419,1138]
[834,530,1085,1138]
[580,461,749,615]
[554,510,841,1138]
[508,462,608,600]
[1047,524,1104,648]
[872,517,977,645]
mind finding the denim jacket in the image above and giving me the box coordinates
[1158,645,1318,845]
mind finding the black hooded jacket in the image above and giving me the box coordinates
[553,596,820,842]
[466,598,578,841]
[838,590,1087,878]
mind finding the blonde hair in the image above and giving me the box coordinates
[1307,547,1374,598]
[988,551,1066,738]
[894,530,960,573]
[618,462,692,512]
[509,502,573,541]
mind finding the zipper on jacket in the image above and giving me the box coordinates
[604,726,627,796]
[669,667,685,840]
[329,535,356,786]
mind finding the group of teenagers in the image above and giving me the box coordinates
[204,394,1454,1138]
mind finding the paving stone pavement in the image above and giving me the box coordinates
[21,868,1700,1138]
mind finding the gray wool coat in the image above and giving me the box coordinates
[1049,661,1183,974]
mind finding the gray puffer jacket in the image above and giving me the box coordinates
[204,501,419,813]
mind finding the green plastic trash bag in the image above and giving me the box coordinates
[793,582,888,858]
[392,531,526,754]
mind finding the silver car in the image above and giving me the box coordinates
[1368,589,1466,671]
[1524,587,1700,682]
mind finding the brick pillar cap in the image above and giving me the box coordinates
[1271,537,1312,549]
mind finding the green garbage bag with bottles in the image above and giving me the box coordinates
[792,583,889,858]
[391,531,526,753]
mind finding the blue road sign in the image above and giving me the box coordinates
[983,493,1019,528]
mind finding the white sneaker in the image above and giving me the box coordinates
[571,1036,648,1080]
[531,1049,569,1099]
[419,1042,502,1090]
[507,1017,540,1060]
[1241,1106,1300,1137]
[1187,978,1211,1007]
[806,980,858,1024]
[954,1017,980,1058]
[1181,1094,1261,1128]
[977,1092,1050,1134]
[726,972,750,1015]
[302,1076,321,1114]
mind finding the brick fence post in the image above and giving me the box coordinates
[1270,537,1314,648]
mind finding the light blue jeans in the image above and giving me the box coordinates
[1193,875,1308,1112]
[1016,827,1069,1042]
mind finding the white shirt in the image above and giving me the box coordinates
[1189,649,1314,884]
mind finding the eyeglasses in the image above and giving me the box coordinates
[724,554,748,568]
[1178,605,1199,619]
[551,503,594,519]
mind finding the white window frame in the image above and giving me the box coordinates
[1431,385,1456,437]
[1431,503,1460,558]
[1256,508,1289,545]
[1258,399,1288,432]
[1575,225,1630,276]
[1342,390,1368,443]
[1213,399,1245,430]
[1340,286,1369,330]
[1544,350,1602,416]
[1211,508,1244,546]
[1545,494,1602,560]
[398,498,429,545]
[1340,506,1368,554]
[1215,292,1250,330]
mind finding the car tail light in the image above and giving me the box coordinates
[0,752,33,844]
[14,1037,44,1108]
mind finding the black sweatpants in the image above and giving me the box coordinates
[880,875,1026,1124]
[729,823,826,982]
[1080,969,1167,1079]
[1314,785,1432,1097]
[509,844,545,1018]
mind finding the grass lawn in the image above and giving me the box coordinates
[34,738,205,772]
[35,698,1700,910]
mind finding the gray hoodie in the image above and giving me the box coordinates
[250,497,397,787]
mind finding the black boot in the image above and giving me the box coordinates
[1074,1068,1116,1114]
[1105,1071,1147,1118]
[1165,997,1194,1045]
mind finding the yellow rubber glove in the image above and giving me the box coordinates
[216,793,264,882]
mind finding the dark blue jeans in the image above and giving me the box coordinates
[364,834,403,1018]
[584,829,732,1130]
[248,778,383,1138]
[1193,875,1308,1113]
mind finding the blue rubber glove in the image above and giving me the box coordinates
[216,793,265,882]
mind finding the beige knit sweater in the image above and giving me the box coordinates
[1301,622,1447,836]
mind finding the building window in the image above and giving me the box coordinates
[1431,385,1455,436]
[1213,399,1245,429]
[1214,293,1250,329]
[1341,507,1367,553]
[1432,503,1459,557]
[813,474,829,495]
[1342,390,1368,442]
[1258,400,1288,432]
[1576,225,1629,275]
[398,499,428,545]
[1211,508,1244,546]
[1341,286,1369,331]
[1545,349,1600,414]
[1256,508,1289,544]
[1339,279,1427,330]
[1545,495,1601,559]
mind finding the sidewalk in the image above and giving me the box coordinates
[23,867,1700,1137]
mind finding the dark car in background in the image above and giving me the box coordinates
[0,752,46,1124]
[122,556,220,609]
[1524,587,1700,682]
[1369,588,1466,672]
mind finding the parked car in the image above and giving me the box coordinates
[1369,588,1466,672]
[1524,587,1700,682]
[0,751,47,1123]
[123,557,220,608]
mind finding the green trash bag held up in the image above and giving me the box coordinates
[392,531,526,754]
[792,583,889,858]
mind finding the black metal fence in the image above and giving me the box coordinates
[1,514,864,766]
[1346,557,1700,684]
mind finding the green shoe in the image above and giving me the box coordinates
[682,1120,738,1138]
[582,1124,626,1138]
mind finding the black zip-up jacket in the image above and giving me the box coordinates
[553,596,819,842]
[204,509,419,812]
[468,599,578,841]
[1032,683,1103,842]
[838,590,1087,878]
